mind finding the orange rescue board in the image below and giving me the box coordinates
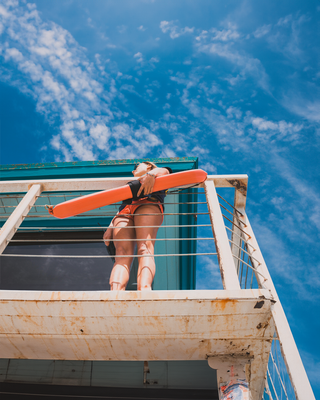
[47,169,207,219]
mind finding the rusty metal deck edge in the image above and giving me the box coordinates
[0,289,272,301]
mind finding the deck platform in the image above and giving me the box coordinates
[0,289,275,398]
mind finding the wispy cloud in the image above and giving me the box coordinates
[253,24,272,38]
[254,13,309,61]
[195,40,270,92]
[282,94,320,123]
[160,20,194,39]
[0,0,163,161]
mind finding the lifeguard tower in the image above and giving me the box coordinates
[0,157,315,399]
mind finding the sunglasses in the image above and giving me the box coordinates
[133,163,140,170]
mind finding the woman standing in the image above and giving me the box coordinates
[103,162,172,291]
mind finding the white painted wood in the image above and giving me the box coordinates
[243,214,315,400]
[0,175,248,193]
[0,184,42,255]
[204,180,241,290]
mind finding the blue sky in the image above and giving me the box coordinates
[0,0,319,395]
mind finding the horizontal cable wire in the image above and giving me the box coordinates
[219,202,245,226]
[33,201,208,206]
[217,193,244,217]
[2,211,210,219]
[167,191,205,195]
[1,252,218,259]
[17,224,213,230]
[225,226,254,249]
[232,254,267,281]
[228,239,260,265]
[222,214,249,237]
[9,237,215,243]
[0,191,206,200]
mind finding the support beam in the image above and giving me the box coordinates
[243,214,315,400]
[0,184,42,255]
[208,355,252,400]
[204,180,240,290]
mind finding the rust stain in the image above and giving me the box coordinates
[227,179,247,196]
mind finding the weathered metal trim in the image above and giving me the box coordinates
[0,289,271,301]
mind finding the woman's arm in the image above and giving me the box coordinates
[137,167,170,196]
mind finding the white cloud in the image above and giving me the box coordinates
[200,162,217,174]
[195,40,270,92]
[4,47,23,61]
[257,14,310,61]
[283,96,320,123]
[134,51,143,63]
[159,146,177,158]
[160,20,194,39]
[253,24,271,38]
[210,27,240,41]
[0,0,164,161]
[226,106,242,120]
[107,124,162,160]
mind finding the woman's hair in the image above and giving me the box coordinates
[144,161,157,170]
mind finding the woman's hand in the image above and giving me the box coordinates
[137,167,169,197]
[137,174,155,196]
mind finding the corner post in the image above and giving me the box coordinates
[204,180,240,290]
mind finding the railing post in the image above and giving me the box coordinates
[0,184,42,254]
[243,214,315,400]
[204,180,240,290]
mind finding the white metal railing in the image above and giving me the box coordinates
[0,175,315,400]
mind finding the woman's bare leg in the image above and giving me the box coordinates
[109,217,135,291]
[134,205,163,291]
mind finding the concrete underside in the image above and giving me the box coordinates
[0,289,275,399]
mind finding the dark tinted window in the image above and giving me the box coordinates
[1,231,113,291]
